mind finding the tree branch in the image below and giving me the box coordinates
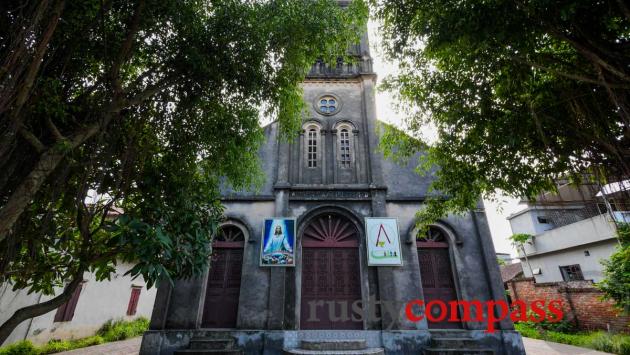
[110,0,145,94]
[9,0,65,122]
[45,116,65,141]
[0,268,84,344]
[513,56,630,88]
[18,126,46,153]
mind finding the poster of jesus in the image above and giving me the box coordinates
[260,218,296,266]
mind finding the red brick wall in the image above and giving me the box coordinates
[508,278,630,333]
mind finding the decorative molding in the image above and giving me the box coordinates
[289,190,370,201]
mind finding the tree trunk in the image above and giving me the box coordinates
[0,148,66,242]
[0,269,84,345]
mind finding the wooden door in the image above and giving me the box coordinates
[300,214,362,330]
[201,225,244,328]
[417,227,461,329]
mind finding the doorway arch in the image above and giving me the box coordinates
[300,212,362,330]
[416,225,462,329]
[201,223,244,328]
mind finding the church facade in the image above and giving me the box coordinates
[140,21,525,355]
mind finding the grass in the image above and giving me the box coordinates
[516,323,630,355]
[0,317,149,355]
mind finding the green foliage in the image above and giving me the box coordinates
[509,234,533,248]
[373,0,630,228]
[0,0,367,311]
[515,323,630,355]
[598,223,630,313]
[519,310,577,333]
[97,317,149,342]
[0,318,149,355]
[0,341,37,355]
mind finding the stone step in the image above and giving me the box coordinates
[429,330,475,338]
[174,350,242,355]
[300,339,367,351]
[284,348,385,355]
[424,348,494,355]
[193,331,235,339]
[189,338,235,350]
[431,338,478,349]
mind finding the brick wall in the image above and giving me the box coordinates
[507,277,630,333]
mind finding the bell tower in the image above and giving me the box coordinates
[285,14,382,189]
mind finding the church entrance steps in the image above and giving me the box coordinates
[426,330,495,355]
[189,338,235,350]
[284,339,384,355]
[300,339,367,350]
[283,348,385,355]
[423,349,494,355]
[174,336,242,355]
[174,350,242,355]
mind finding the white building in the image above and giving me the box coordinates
[507,181,629,283]
[0,263,156,346]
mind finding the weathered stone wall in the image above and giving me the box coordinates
[507,277,630,332]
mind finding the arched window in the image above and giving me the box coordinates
[307,128,318,168]
[339,129,351,168]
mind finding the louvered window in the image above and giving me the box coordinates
[127,287,141,316]
[54,283,83,322]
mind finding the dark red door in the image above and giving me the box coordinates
[202,225,244,328]
[417,227,461,329]
[301,214,362,330]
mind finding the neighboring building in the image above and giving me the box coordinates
[505,181,630,333]
[499,263,523,304]
[0,263,156,346]
[496,252,514,265]
[507,181,629,283]
[140,7,525,355]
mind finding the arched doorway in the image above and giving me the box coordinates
[201,224,244,328]
[417,226,462,329]
[300,213,362,329]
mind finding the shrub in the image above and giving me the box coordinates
[0,341,37,355]
[516,322,630,354]
[97,317,149,342]
[0,318,149,355]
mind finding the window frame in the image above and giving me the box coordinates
[339,128,351,168]
[314,94,342,116]
[559,264,584,281]
[307,128,318,168]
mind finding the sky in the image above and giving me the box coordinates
[366,20,524,257]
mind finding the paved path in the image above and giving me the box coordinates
[56,336,613,354]
[56,337,141,355]
[522,337,612,354]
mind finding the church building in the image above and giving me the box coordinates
[140,9,525,355]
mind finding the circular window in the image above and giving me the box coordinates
[314,94,341,116]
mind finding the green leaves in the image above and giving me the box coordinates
[598,223,630,313]
[0,0,366,300]
[374,0,630,228]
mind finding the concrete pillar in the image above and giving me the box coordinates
[268,138,291,329]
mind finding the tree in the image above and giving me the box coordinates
[372,0,630,226]
[509,233,535,279]
[0,0,367,343]
[598,223,630,313]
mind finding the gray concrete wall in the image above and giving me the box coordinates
[521,240,617,282]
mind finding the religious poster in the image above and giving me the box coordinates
[365,217,403,266]
[260,218,296,266]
